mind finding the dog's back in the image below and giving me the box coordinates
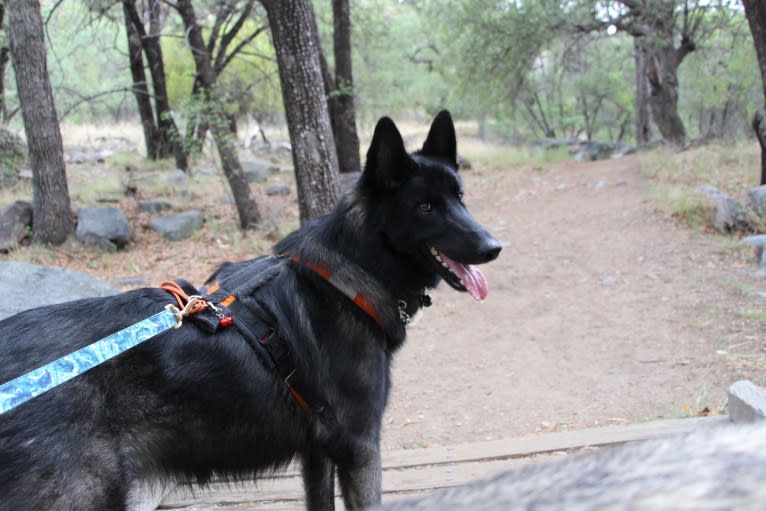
[0,286,308,509]
[0,291,169,508]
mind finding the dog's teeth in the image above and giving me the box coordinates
[441,261,448,268]
[430,247,438,256]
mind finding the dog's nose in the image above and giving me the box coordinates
[478,239,502,263]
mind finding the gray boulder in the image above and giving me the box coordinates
[242,159,274,183]
[165,169,189,186]
[748,185,766,218]
[149,210,204,241]
[696,185,724,201]
[265,184,291,197]
[713,196,745,234]
[741,234,766,266]
[0,261,116,320]
[0,200,33,251]
[76,206,131,251]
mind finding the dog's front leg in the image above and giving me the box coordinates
[336,441,382,510]
[302,447,336,511]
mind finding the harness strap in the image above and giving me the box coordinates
[287,253,381,327]
[198,259,318,414]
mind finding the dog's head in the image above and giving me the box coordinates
[358,110,501,300]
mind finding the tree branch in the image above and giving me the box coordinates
[216,25,266,76]
[59,86,145,121]
[214,0,256,74]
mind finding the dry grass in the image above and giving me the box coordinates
[641,141,761,230]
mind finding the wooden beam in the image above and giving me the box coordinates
[160,416,726,510]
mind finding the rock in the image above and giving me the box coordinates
[0,261,116,320]
[91,148,114,163]
[17,169,33,180]
[457,155,472,170]
[265,184,291,197]
[76,206,131,251]
[138,200,173,213]
[242,159,275,183]
[66,151,89,164]
[728,380,766,423]
[712,196,745,234]
[696,185,723,201]
[741,234,766,266]
[571,141,614,161]
[165,169,189,186]
[610,145,637,159]
[149,210,204,241]
[534,137,578,149]
[111,277,151,289]
[748,185,766,218]
[0,200,33,251]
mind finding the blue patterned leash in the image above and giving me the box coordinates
[0,299,197,415]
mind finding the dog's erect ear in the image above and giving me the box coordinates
[362,116,411,191]
[420,110,457,167]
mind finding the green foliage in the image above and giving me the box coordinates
[12,0,762,153]
[41,2,130,123]
[326,0,452,119]
[162,18,282,121]
[679,11,761,139]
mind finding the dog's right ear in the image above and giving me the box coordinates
[360,116,412,192]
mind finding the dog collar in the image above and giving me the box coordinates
[288,253,382,326]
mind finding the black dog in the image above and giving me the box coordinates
[0,111,500,510]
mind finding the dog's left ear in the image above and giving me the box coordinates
[420,110,457,167]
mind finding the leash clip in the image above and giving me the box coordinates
[165,295,203,329]
[397,300,411,325]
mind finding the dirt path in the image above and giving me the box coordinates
[382,154,765,451]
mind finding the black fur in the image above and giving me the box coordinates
[0,111,500,510]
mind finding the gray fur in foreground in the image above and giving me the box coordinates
[370,421,766,511]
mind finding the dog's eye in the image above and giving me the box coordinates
[458,191,464,201]
[418,202,432,213]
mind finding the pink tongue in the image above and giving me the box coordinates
[441,254,489,301]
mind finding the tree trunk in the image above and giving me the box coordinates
[0,4,9,123]
[634,37,652,145]
[7,0,73,245]
[123,0,188,171]
[645,45,688,147]
[331,0,361,174]
[177,0,261,229]
[743,0,766,185]
[261,0,340,223]
[123,1,158,159]
[753,108,766,186]
[743,0,766,103]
